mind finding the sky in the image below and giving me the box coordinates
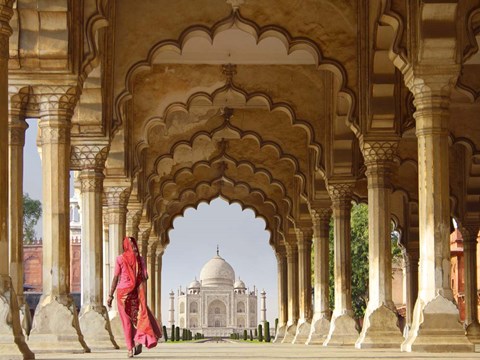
[23,120,279,325]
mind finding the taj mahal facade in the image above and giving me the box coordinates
[171,251,261,337]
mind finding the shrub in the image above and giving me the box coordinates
[265,321,271,342]
[175,326,180,341]
[258,324,263,342]
[171,325,175,341]
[249,329,253,341]
[163,325,168,342]
[243,329,247,340]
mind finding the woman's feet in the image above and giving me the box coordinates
[134,343,143,355]
[127,349,133,358]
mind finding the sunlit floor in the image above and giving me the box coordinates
[32,341,480,360]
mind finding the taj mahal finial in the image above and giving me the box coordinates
[217,244,219,256]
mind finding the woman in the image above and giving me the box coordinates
[107,236,162,358]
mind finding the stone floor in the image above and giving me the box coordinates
[32,341,480,360]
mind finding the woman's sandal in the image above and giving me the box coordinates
[134,343,143,355]
[127,349,133,358]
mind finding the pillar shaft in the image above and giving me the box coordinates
[8,116,28,304]
[462,225,480,343]
[74,145,118,349]
[404,247,419,330]
[0,2,35,358]
[155,249,163,324]
[324,182,358,346]
[29,88,90,352]
[307,208,332,345]
[281,242,298,343]
[401,68,472,352]
[356,141,403,348]
[273,250,287,342]
[297,229,312,322]
[147,243,157,314]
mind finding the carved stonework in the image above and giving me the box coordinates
[311,208,332,227]
[126,209,142,232]
[327,182,355,203]
[226,0,245,11]
[285,242,298,260]
[80,175,104,193]
[71,145,109,170]
[38,126,69,145]
[0,1,14,58]
[361,141,398,164]
[105,186,131,210]
[296,228,313,246]
[8,119,28,147]
[34,86,79,116]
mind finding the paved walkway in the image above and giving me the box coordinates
[33,341,480,360]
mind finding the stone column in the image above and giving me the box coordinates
[356,140,403,348]
[282,242,298,343]
[401,68,472,352]
[8,110,32,335]
[155,246,164,325]
[126,204,142,239]
[461,224,480,344]
[137,220,151,259]
[0,2,35,358]
[307,208,332,345]
[102,206,110,315]
[105,185,130,347]
[293,228,313,344]
[273,248,287,342]
[324,182,358,346]
[28,86,90,352]
[73,145,119,349]
[403,245,419,336]
[146,239,157,314]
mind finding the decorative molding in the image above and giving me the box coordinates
[71,145,109,170]
[104,186,131,208]
[34,86,79,116]
[327,182,355,203]
[38,126,69,145]
[8,119,28,146]
[0,1,14,60]
[226,0,245,11]
[311,208,332,225]
[79,175,104,193]
[361,141,398,164]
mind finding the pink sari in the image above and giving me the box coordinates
[117,237,162,349]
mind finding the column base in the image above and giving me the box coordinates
[401,295,473,352]
[281,323,297,343]
[0,275,35,360]
[79,305,119,350]
[466,321,480,348]
[109,311,126,349]
[323,313,358,346]
[355,305,403,349]
[273,323,286,343]
[28,294,90,353]
[19,301,32,337]
[292,319,311,344]
[306,315,330,345]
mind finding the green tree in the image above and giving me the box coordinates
[23,193,42,243]
[323,203,402,320]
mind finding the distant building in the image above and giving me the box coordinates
[173,249,259,337]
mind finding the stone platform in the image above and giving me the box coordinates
[33,341,480,360]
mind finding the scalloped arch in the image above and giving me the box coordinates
[114,10,355,132]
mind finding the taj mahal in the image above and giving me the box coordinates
[170,249,264,337]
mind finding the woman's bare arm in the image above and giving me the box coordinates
[107,275,119,308]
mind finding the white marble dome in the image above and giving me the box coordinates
[234,279,246,289]
[199,254,235,287]
[188,279,201,289]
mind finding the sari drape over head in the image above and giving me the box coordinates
[116,236,162,348]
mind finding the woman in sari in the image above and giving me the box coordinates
[107,236,162,358]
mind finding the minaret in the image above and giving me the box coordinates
[260,289,267,324]
[168,290,175,327]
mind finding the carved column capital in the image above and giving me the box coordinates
[104,186,131,208]
[126,208,142,235]
[311,207,332,227]
[34,85,79,119]
[285,242,298,260]
[8,118,28,147]
[403,65,460,134]
[295,228,313,247]
[71,145,109,170]
[0,1,14,59]
[360,140,399,165]
[327,181,355,208]
[461,223,479,245]
[79,170,104,193]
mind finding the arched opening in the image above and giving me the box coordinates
[163,197,277,330]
